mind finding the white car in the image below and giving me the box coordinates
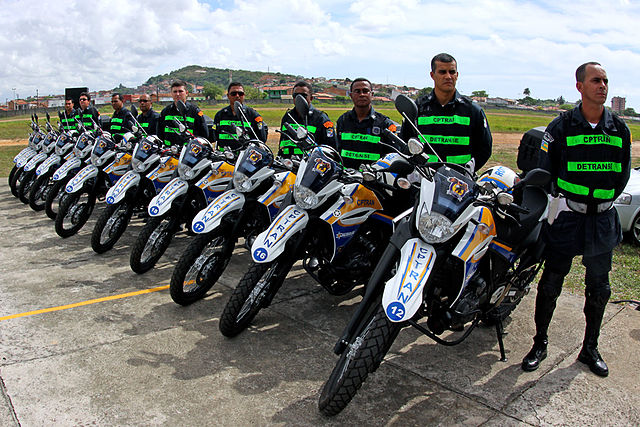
[614,167,640,246]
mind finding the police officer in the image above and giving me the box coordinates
[401,53,491,171]
[213,82,267,150]
[107,93,135,138]
[277,81,336,158]
[78,92,100,132]
[521,62,631,377]
[157,80,209,147]
[336,78,401,169]
[59,98,78,132]
[136,94,159,135]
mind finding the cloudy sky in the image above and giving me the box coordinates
[1,0,639,109]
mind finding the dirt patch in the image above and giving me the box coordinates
[0,139,28,147]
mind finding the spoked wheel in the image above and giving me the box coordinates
[9,167,24,198]
[90,201,133,254]
[170,228,233,305]
[318,303,402,416]
[129,215,177,274]
[45,178,69,220]
[54,188,96,238]
[28,174,53,211]
[219,257,292,338]
[18,170,37,204]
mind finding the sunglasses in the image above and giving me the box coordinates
[79,98,88,101]
[139,100,150,103]
[352,88,371,94]
[229,91,245,97]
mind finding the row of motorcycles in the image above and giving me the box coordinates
[8,96,551,416]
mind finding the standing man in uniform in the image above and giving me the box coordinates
[107,93,135,138]
[277,81,336,158]
[521,62,631,377]
[401,53,492,171]
[136,94,159,136]
[59,98,78,132]
[336,77,402,169]
[157,80,209,147]
[213,82,267,151]
[78,92,100,132]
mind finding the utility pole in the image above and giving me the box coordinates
[12,87,16,110]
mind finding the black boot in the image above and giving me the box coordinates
[522,337,548,371]
[577,287,610,377]
[521,270,563,372]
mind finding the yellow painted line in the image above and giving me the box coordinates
[0,285,169,322]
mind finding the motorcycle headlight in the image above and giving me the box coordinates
[179,164,194,180]
[133,158,146,172]
[294,184,319,210]
[417,211,456,243]
[233,172,253,192]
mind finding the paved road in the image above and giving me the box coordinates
[1,178,638,426]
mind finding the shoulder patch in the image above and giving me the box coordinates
[388,124,397,132]
[198,111,204,116]
[323,121,334,128]
[541,132,553,153]
[255,116,263,122]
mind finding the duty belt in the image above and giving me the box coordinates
[566,199,613,215]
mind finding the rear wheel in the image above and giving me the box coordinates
[219,258,291,337]
[28,173,52,211]
[318,303,401,416]
[129,215,177,274]
[18,170,37,204]
[45,178,69,220]
[55,188,96,238]
[91,201,133,253]
[170,228,233,305]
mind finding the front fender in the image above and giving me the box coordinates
[382,238,437,323]
[53,157,82,181]
[35,154,61,176]
[14,147,34,164]
[106,170,141,205]
[23,152,47,172]
[148,177,188,217]
[250,204,308,263]
[66,164,98,194]
[191,190,245,234]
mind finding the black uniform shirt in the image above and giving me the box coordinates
[157,102,209,147]
[213,105,267,150]
[277,104,336,158]
[137,108,160,136]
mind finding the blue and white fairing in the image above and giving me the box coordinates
[65,164,99,193]
[13,147,36,164]
[251,204,309,263]
[105,170,141,205]
[35,154,61,176]
[23,152,48,172]
[191,190,246,234]
[147,177,188,217]
[53,157,84,181]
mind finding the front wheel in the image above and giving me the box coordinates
[55,188,96,238]
[28,173,52,211]
[170,228,233,305]
[318,304,401,416]
[91,201,133,253]
[45,178,69,220]
[8,165,18,191]
[219,259,290,337]
[9,167,24,198]
[129,215,177,274]
[18,170,37,204]
[629,213,640,247]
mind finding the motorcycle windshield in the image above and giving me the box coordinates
[235,142,273,177]
[93,135,115,157]
[56,133,71,148]
[134,137,159,162]
[298,146,343,193]
[181,139,211,168]
[75,134,91,152]
[430,166,478,220]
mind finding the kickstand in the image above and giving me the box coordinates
[495,320,507,362]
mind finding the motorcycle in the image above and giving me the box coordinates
[27,126,77,211]
[9,114,46,196]
[90,132,179,254]
[218,95,413,338]
[129,107,233,274]
[44,123,97,220]
[54,129,133,238]
[317,95,551,416]
[16,113,60,202]
[169,102,297,305]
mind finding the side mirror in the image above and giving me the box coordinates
[395,94,418,123]
[34,113,39,122]
[519,168,551,187]
[294,94,310,118]
[46,112,51,122]
[234,100,244,116]
[130,104,138,118]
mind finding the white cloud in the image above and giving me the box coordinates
[1,0,639,110]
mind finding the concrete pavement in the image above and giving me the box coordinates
[1,177,638,426]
